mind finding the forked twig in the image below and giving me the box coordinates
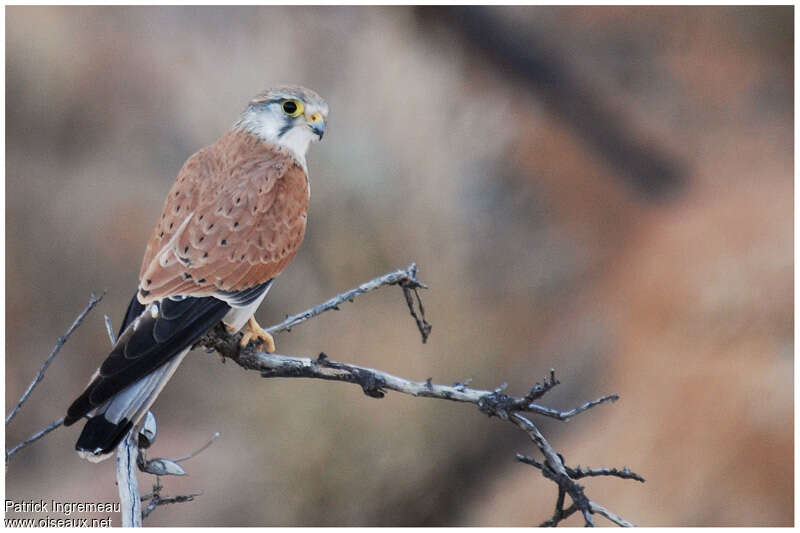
[201,317,639,527]
[6,265,427,462]
[5,293,104,426]
[264,262,429,342]
[141,477,202,520]
[8,263,641,526]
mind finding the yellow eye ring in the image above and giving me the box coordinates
[281,99,304,117]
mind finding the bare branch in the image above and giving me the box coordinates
[199,324,636,527]
[7,264,641,527]
[116,432,143,527]
[142,492,201,520]
[567,465,645,483]
[141,478,201,521]
[135,431,218,521]
[509,412,599,526]
[129,427,216,522]
[137,431,220,475]
[400,276,432,343]
[173,431,221,463]
[6,293,104,426]
[8,265,424,461]
[5,417,64,462]
[540,495,579,527]
[263,262,429,342]
[513,410,641,527]
[525,369,560,402]
[522,394,619,421]
[104,314,117,345]
[517,452,644,526]
[197,333,615,429]
[589,502,636,528]
[200,339,496,402]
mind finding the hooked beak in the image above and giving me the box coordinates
[307,112,325,140]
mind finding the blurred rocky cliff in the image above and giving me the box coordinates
[6,6,792,526]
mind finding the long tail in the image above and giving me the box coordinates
[66,292,230,462]
[73,349,190,462]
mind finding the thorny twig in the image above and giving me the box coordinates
[9,263,642,526]
[136,431,220,521]
[400,274,432,343]
[5,264,427,462]
[263,262,429,340]
[5,293,104,427]
[517,454,645,483]
[195,263,641,526]
[199,333,640,526]
[516,453,644,527]
[141,477,202,521]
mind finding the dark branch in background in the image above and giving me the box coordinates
[417,6,687,201]
[8,263,643,526]
[5,293,104,427]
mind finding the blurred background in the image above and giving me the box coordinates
[5,6,792,526]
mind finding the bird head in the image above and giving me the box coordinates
[236,85,329,161]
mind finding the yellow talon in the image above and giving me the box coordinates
[239,316,275,353]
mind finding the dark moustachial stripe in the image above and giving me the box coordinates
[277,117,295,138]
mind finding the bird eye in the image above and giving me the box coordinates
[281,99,304,117]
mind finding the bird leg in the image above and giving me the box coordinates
[237,316,276,353]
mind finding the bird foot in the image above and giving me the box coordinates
[238,317,275,353]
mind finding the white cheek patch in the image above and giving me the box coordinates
[238,108,310,171]
[276,127,312,172]
[246,109,282,142]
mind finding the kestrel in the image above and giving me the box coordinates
[65,86,328,461]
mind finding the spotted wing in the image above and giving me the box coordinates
[65,131,310,427]
[138,130,310,304]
